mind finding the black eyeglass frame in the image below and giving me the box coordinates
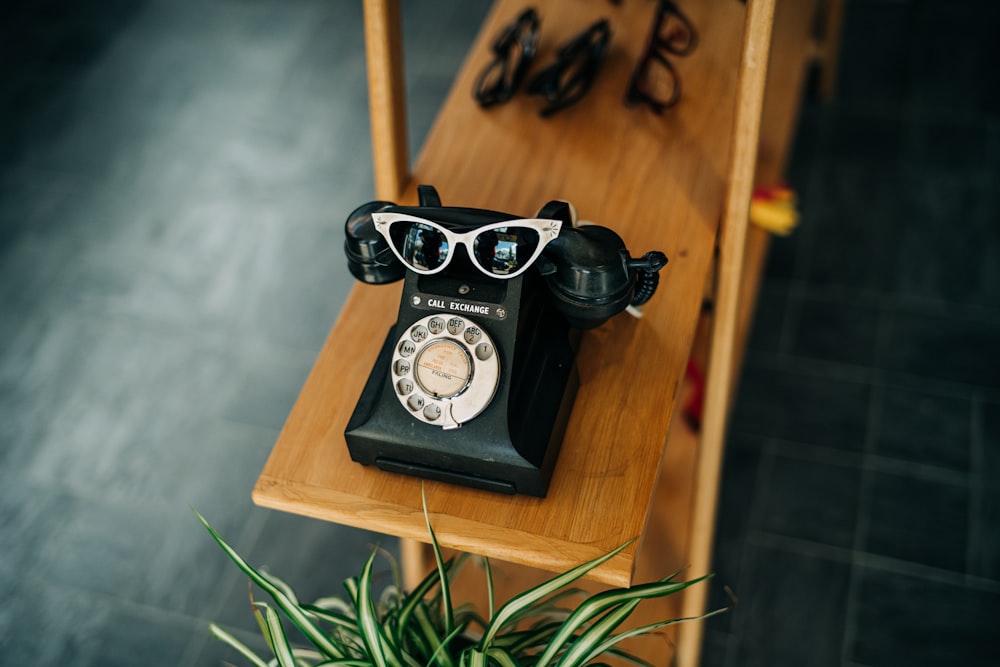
[525,19,612,118]
[473,8,541,109]
[624,0,698,115]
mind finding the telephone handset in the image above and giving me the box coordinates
[343,185,667,496]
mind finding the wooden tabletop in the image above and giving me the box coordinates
[253,0,747,587]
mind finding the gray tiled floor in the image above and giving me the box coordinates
[0,1,997,666]
[704,0,1000,664]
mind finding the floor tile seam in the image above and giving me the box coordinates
[787,151,830,288]
[967,393,985,581]
[777,280,1000,323]
[743,351,874,385]
[764,437,865,469]
[855,551,1000,594]
[728,430,866,465]
[31,303,329,360]
[194,622,266,662]
[875,295,1000,324]
[176,630,211,667]
[987,119,1000,173]
[773,354,876,383]
[721,438,777,667]
[842,366,886,664]
[775,278,802,359]
[55,579,215,628]
[875,369,1000,403]
[824,94,1000,126]
[17,469,187,522]
[747,530,855,566]
[864,453,970,487]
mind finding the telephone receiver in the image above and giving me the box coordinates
[343,185,667,496]
[345,184,668,328]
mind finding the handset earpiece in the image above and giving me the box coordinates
[541,218,668,328]
[542,224,634,329]
[344,200,406,284]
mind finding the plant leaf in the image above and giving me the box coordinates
[552,602,641,667]
[422,486,454,635]
[195,510,346,660]
[412,601,455,667]
[465,648,489,667]
[484,558,495,623]
[396,556,453,647]
[553,578,716,667]
[588,602,732,663]
[357,548,405,667]
[422,622,466,667]
[300,604,362,634]
[479,539,635,648]
[263,604,298,667]
[209,623,269,667]
[486,647,522,667]
[534,574,704,667]
[489,621,562,655]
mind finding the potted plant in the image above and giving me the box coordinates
[197,496,723,666]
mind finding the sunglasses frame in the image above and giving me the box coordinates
[372,212,562,280]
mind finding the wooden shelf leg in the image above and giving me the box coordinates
[363,0,410,200]
[401,538,432,591]
[817,0,845,101]
[675,0,777,665]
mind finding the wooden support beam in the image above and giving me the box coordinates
[676,0,777,665]
[363,0,410,200]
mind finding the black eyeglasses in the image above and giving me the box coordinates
[624,0,698,114]
[473,8,541,109]
[525,19,612,117]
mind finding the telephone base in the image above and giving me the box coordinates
[345,323,578,498]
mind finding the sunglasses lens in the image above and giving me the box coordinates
[389,221,450,272]
[472,226,541,276]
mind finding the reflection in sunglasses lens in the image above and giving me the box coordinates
[391,222,450,271]
[473,226,540,276]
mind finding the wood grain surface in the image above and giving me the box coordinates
[255,0,749,588]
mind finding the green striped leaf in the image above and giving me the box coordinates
[485,646,522,667]
[587,601,731,663]
[423,622,468,667]
[480,539,635,648]
[465,648,489,667]
[553,575,714,667]
[489,622,562,655]
[195,511,346,660]
[534,574,699,667]
[422,486,454,635]
[300,604,360,632]
[357,548,405,667]
[397,557,453,646]
[262,605,298,667]
[209,623,269,667]
[552,601,641,666]
[484,558,495,623]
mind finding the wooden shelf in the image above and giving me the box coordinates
[254,0,827,662]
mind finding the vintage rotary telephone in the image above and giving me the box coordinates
[343,185,667,496]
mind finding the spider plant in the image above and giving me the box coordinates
[197,496,721,666]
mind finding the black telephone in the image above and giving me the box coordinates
[343,185,667,497]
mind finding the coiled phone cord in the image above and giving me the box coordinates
[629,251,668,307]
